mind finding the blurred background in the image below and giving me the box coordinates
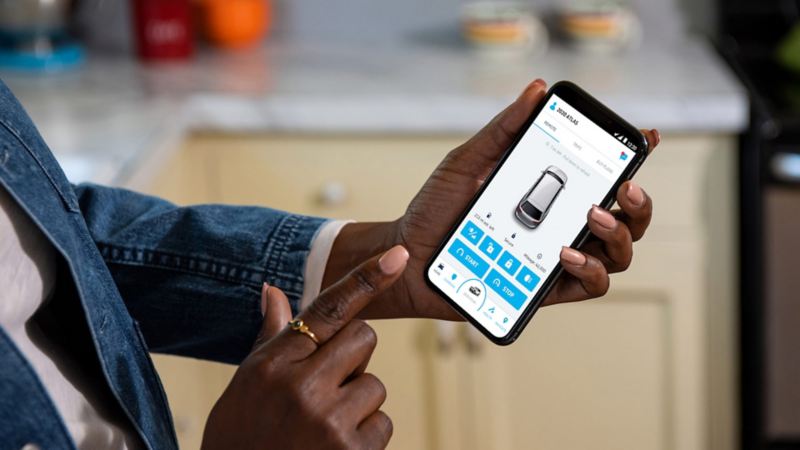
[1,0,798,449]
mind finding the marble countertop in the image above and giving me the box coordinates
[0,37,748,185]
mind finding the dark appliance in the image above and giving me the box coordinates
[718,1,800,449]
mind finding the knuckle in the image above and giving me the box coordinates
[351,320,378,349]
[368,374,387,402]
[352,269,379,297]
[251,333,269,352]
[632,228,648,242]
[622,254,633,270]
[377,411,394,442]
[284,378,305,401]
[307,266,381,327]
[595,273,610,296]
[285,373,316,405]
[490,116,516,149]
[606,226,633,272]
[308,296,350,327]
[637,201,654,223]
[614,255,632,272]
[586,259,610,297]
[273,371,329,424]
[254,355,281,379]
[358,372,387,402]
[612,222,629,242]
[633,214,652,240]
[320,416,350,449]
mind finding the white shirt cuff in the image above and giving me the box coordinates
[300,220,353,310]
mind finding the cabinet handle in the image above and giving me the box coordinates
[464,324,484,355]
[316,181,348,207]
[173,415,193,435]
[771,152,800,183]
[435,321,459,354]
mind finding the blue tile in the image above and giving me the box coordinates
[516,266,541,292]
[460,221,484,245]
[485,269,527,310]
[448,239,490,278]
[478,235,502,261]
[498,251,521,276]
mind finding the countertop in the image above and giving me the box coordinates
[0,37,748,186]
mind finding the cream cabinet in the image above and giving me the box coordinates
[131,133,737,450]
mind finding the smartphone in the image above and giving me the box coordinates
[425,81,649,345]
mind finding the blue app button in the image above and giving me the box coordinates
[515,266,541,292]
[460,221,484,245]
[448,239,490,278]
[478,235,502,261]
[497,251,521,276]
[485,269,526,310]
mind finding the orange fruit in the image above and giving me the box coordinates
[202,0,270,48]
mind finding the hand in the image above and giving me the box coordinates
[325,79,660,320]
[202,246,410,450]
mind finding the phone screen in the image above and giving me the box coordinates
[426,90,643,341]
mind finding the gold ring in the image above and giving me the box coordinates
[288,319,320,345]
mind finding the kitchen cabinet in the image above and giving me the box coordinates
[134,133,737,450]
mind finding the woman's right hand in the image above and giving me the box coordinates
[201,245,410,450]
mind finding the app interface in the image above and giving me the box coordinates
[428,94,636,338]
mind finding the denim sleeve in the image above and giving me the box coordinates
[73,183,327,364]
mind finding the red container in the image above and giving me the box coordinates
[133,0,194,61]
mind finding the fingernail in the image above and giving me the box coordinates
[627,182,645,207]
[378,245,409,275]
[561,247,586,266]
[591,206,616,230]
[519,79,546,98]
[261,282,270,316]
[651,129,661,146]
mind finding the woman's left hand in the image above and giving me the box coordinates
[325,79,660,320]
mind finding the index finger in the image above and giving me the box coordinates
[640,128,661,154]
[611,128,659,241]
[614,181,653,242]
[281,245,409,358]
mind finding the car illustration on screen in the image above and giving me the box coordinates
[514,165,568,229]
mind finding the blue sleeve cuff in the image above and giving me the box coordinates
[263,214,328,315]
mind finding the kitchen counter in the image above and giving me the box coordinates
[0,37,747,185]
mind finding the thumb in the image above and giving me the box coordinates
[253,283,292,351]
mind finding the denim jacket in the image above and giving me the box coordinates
[0,79,325,449]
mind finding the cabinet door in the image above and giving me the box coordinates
[146,133,471,450]
[473,294,672,450]
[461,135,738,450]
[213,134,476,450]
